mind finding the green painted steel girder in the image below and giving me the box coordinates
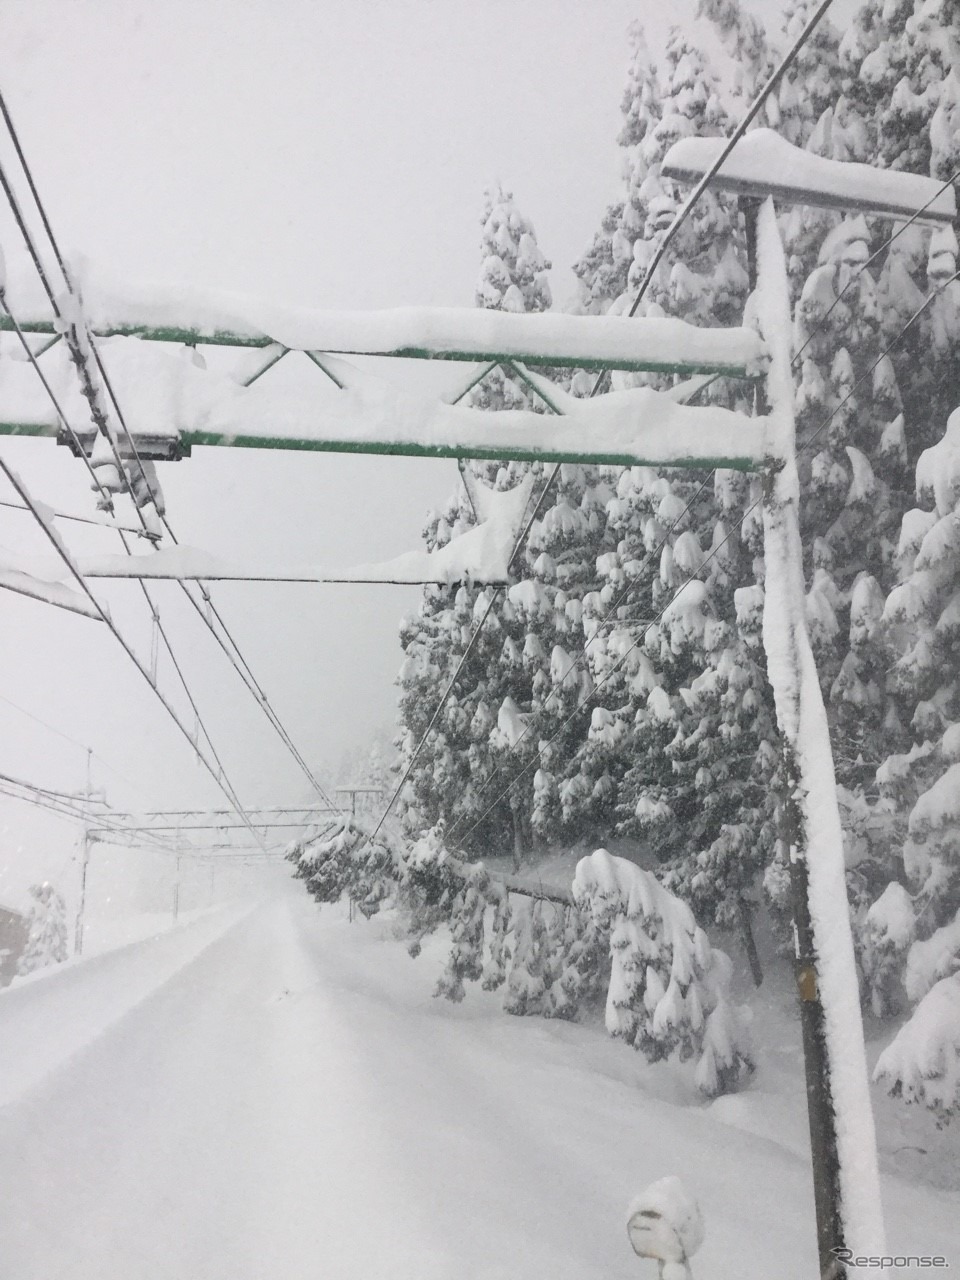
[0,315,275,350]
[0,315,760,378]
[0,420,58,441]
[0,419,765,471]
[176,428,763,472]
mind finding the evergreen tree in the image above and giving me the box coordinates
[287,817,396,917]
[400,7,960,1013]
[874,972,960,1124]
[503,897,550,1015]
[435,864,490,1002]
[882,407,960,933]
[574,22,662,316]
[793,216,912,787]
[659,586,778,983]
[777,0,842,145]
[396,187,556,864]
[573,850,753,1096]
[697,0,775,116]
[16,882,68,975]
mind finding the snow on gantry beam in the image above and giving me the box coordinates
[0,383,772,471]
[0,270,768,376]
[661,129,957,226]
[0,337,773,471]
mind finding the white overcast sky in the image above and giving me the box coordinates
[0,0,804,908]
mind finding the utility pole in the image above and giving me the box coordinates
[741,195,846,1271]
[658,133,953,1273]
[172,814,182,921]
[74,828,91,956]
[74,748,93,956]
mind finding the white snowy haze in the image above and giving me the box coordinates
[0,0,799,910]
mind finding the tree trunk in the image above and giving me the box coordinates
[510,800,524,871]
[738,895,764,987]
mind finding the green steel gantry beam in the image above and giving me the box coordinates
[0,306,766,377]
[0,352,769,472]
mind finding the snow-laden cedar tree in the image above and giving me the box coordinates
[16,882,68,976]
[286,817,396,918]
[574,849,753,1097]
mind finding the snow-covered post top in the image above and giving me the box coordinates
[660,128,956,225]
[626,1176,704,1279]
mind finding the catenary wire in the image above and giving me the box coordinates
[0,452,267,850]
[0,295,260,835]
[0,690,140,790]
[0,93,337,810]
[0,266,324,831]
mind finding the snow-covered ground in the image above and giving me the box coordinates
[0,880,956,1279]
[80,904,225,958]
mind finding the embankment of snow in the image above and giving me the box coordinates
[0,900,255,1106]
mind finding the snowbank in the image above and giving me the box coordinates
[0,901,251,1106]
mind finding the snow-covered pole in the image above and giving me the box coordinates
[73,747,94,957]
[173,814,182,922]
[753,198,884,1274]
[74,828,90,956]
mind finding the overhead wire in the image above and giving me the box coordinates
[0,780,108,827]
[0,307,259,841]
[0,776,176,849]
[0,496,145,535]
[0,294,261,814]
[0,155,153,539]
[0,291,263,833]
[83,341,335,807]
[0,85,336,809]
[0,768,107,806]
[0,689,140,791]
[0,160,323,829]
[0,450,267,850]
